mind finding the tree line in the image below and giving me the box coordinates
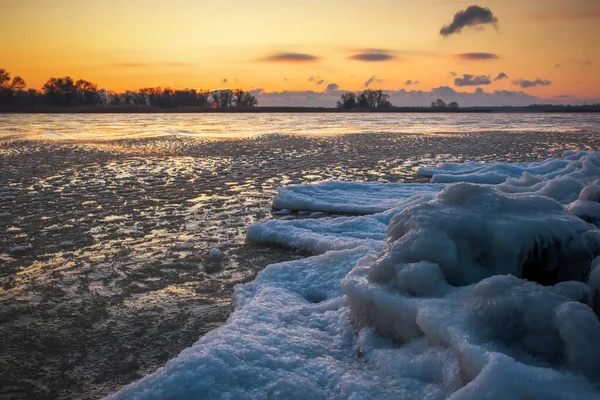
[0,68,257,109]
[335,89,459,109]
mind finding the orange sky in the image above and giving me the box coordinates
[1,0,599,102]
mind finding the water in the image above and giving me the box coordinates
[1,113,600,399]
[1,113,599,140]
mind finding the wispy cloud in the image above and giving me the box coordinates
[494,72,508,81]
[440,5,499,36]
[512,78,552,88]
[405,80,420,86]
[261,52,320,63]
[364,76,383,87]
[455,53,499,61]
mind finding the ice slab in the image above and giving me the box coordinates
[273,181,445,214]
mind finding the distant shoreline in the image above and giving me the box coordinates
[1,105,599,114]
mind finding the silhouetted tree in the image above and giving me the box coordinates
[448,101,459,109]
[336,92,357,109]
[0,69,27,103]
[431,98,447,108]
[233,89,257,107]
[42,77,79,106]
[210,89,234,108]
[1,68,260,109]
[339,89,391,109]
[75,79,100,105]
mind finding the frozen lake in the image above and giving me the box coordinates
[1,112,600,140]
[1,113,600,398]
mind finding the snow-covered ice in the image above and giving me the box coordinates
[112,151,600,399]
[273,181,445,214]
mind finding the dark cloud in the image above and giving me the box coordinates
[554,63,561,68]
[440,5,499,36]
[449,71,457,77]
[494,72,508,81]
[326,83,339,91]
[456,53,499,61]
[222,78,228,84]
[317,79,325,85]
[261,53,320,63]
[454,74,491,87]
[349,51,395,62]
[364,76,383,88]
[405,80,420,86]
[512,79,552,88]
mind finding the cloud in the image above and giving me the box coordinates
[494,72,508,81]
[455,53,499,61]
[261,52,320,63]
[317,79,325,85]
[405,80,420,86]
[326,83,339,91]
[308,76,320,82]
[222,78,228,84]
[512,78,552,88]
[454,74,492,86]
[440,5,499,36]
[349,50,395,62]
[449,71,457,77]
[579,60,593,66]
[364,76,383,88]
[554,63,561,68]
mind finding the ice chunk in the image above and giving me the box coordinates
[273,181,445,214]
[369,184,599,287]
[419,151,600,187]
[568,184,600,226]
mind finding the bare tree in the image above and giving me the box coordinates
[0,69,27,103]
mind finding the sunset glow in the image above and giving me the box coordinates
[1,0,599,105]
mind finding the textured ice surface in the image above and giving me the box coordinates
[113,152,600,399]
[273,181,445,214]
[419,150,600,186]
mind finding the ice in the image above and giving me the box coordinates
[568,184,600,226]
[113,152,600,399]
[208,246,223,260]
[273,181,446,214]
[247,197,434,254]
[419,151,600,187]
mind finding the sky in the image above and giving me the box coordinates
[1,0,599,106]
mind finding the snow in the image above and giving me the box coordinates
[112,151,600,399]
